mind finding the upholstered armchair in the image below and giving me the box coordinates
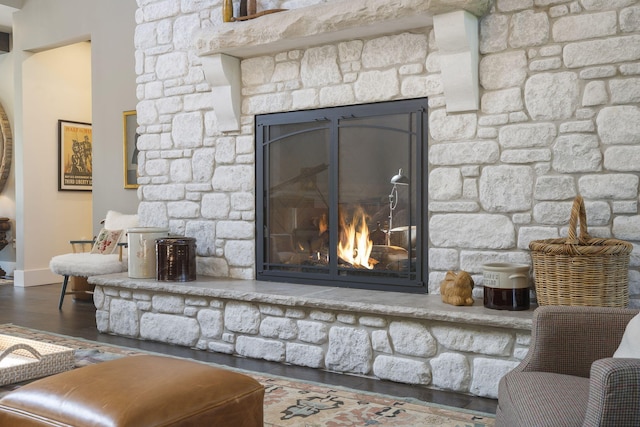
[50,210,138,309]
[496,305,640,427]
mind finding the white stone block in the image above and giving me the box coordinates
[552,12,616,42]
[224,302,261,334]
[326,327,372,374]
[373,355,431,385]
[552,134,602,173]
[429,168,463,200]
[286,343,325,368]
[298,320,328,344]
[430,353,470,391]
[260,316,298,340]
[525,72,579,120]
[564,35,640,68]
[197,309,224,339]
[362,33,427,69]
[388,321,437,358]
[236,336,285,362]
[479,165,534,212]
[301,46,342,87]
[430,214,515,249]
[371,330,392,353]
[480,51,527,90]
[579,174,639,199]
[109,299,140,337]
[140,312,200,346]
[597,106,640,145]
[432,326,513,356]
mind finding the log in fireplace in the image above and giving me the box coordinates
[257,98,428,292]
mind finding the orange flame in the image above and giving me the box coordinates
[337,207,374,269]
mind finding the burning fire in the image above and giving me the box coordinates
[338,207,374,269]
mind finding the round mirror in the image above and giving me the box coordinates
[0,102,12,192]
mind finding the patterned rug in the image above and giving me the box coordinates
[0,324,495,427]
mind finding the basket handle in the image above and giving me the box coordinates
[567,195,590,244]
[0,343,43,362]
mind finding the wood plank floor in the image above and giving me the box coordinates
[0,282,497,414]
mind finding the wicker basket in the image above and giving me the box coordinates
[529,195,633,307]
[0,335,74,385]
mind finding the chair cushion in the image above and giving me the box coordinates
[614,313,640,358]
[50,252,127,277]
[497,371,589,427]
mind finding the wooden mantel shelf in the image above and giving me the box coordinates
[193,0,491,130]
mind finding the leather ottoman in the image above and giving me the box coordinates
[0,355,264,426]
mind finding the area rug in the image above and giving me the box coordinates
[0,324,495,427]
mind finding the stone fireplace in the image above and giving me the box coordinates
[97,0,640,400]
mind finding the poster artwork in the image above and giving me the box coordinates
[58,120,92,191]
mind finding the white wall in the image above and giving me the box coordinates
[8,0,138,286]
[19,42,93,286]
[90,1,139,226]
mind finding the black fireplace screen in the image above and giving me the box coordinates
[256,98,428,293]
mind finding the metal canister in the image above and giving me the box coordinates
[156,237,196,281]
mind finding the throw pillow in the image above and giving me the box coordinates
[91,228,124,255]
[614,313,640,358]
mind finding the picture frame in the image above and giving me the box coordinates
[123,110,139,189]
[58,120,92,191]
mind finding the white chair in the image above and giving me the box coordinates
[50,211,138,309]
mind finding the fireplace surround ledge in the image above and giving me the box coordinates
[91,273,533,331]
[90,273,533,397]
[194,0,490,130]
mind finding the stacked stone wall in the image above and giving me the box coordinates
[95,283,530,398]
[134,0,640,305]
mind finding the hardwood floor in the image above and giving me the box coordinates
[0,282,497,414]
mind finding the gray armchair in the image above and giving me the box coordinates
[497,305,640,427]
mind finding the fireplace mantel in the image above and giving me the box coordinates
[194,0,490,131]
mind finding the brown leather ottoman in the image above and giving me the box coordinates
[0,355,264,426]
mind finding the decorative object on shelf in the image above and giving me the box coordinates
[248,0,256,15]
[529,195,633,307]
[232,9,287,21]
[483,263,530,311]
[440,270,474,307]
[222,0,233,22]
[127,227,170,279]
[123,110,139,189]
[156,237,197,282]
[239,0,247,17]
[58,119,92,191]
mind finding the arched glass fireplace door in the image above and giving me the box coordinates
[256,98,428,293]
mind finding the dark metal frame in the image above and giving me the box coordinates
[256,99,429,293]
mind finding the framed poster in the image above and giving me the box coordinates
[123,110,138,189]
[58,120,92,191]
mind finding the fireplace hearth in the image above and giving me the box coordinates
[257,98,428,292]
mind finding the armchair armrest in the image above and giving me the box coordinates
[515,306,638,378]
[583,357,640,427]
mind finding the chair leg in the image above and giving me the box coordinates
[58,275,70,310]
